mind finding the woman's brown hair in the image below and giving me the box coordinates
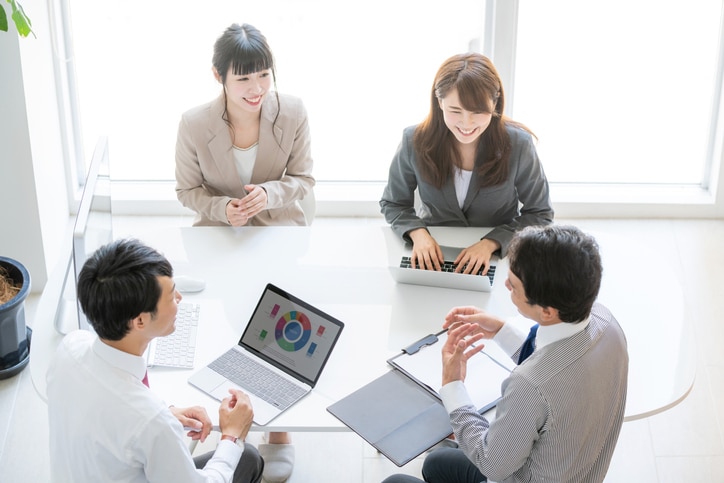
[413,53,533,189]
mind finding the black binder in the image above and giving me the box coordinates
[327,330,512,466]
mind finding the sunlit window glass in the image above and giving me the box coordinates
[513,0,722,185]
[69,0,485,182]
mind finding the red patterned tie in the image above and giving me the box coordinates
[142,371,150,388]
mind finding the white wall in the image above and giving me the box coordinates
[0,2,70,293]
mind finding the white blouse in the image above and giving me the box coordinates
[233,143,258,186]
[453,166,473,209]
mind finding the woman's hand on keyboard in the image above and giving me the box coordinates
[408,228,444,270]
[170,405,212,442]
[454,239,500,275]
[219,389,254,441]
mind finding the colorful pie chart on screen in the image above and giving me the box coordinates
[275,311,312,351]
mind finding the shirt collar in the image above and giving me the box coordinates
[536,314,591,351]
[92,337,147,382]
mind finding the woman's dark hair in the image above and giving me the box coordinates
[77,239,173,340]
[507,225,602,322]
[414,52,533,189]
[212,23,281,139]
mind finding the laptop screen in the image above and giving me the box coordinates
[240,284,345,386]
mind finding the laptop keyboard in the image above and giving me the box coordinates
[147,302,199,369]
[209,349,307,410]
[400,257,496,285]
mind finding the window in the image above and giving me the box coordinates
[512,0,723,186]
[68,0,485,182]
[59,0,724,215]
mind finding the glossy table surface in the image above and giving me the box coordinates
[30,224,695,430]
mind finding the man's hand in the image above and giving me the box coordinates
[443,306,504,339]
[218,389,254,441]
[442,323,485,386]
[169,405,212,442]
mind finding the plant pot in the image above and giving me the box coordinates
[0,256,32,379]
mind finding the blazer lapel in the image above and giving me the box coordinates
[252,95,285,184]
[441,177,469,225]
[462,174,480,212]
[207,95,243,184]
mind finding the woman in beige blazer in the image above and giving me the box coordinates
[175,23,305,482]
[176,23,315,228]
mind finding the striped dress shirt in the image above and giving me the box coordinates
[440,303,628,482]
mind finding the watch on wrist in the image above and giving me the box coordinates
[220,434,238,443]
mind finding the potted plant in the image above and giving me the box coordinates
[0,256,32,379]
[1,1,34,378]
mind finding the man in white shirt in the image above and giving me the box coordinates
[383,224,628,483]
[47,239,264,482]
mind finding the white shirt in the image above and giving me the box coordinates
[47,330,242,483]
[233,143,258,187]
[453,166,473,209]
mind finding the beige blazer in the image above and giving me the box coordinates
[175,93,315,226]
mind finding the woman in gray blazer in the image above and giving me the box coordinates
[176,23,315,228]
[176,23,302,482]
[380,53,553,275]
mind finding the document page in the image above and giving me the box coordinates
[391,331,514,411]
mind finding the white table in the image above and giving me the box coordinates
[29,224,695,431]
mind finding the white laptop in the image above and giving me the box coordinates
[388,245,497,292]
[188,283,345,425]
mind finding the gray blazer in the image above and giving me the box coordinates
[379,125,553,256]
[175,93,315,226]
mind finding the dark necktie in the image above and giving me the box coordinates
[518,324,539,364]
[142,371,150,388]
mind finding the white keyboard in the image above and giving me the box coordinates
[209,349,307,409]
[147,302,200,369]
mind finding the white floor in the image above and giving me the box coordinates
[2,217,724,482]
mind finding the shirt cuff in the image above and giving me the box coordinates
[439,380,475,414]
[493,321,526,358]
[216,439,244,458]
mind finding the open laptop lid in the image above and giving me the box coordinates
[238,283,345,387]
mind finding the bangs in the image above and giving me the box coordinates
[230,45,274,76]
[455,73,496,113]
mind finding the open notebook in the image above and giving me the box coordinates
[328,329,513,466]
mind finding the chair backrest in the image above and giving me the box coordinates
[299,189,316,225]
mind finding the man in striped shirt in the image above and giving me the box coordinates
[384,224,628,483]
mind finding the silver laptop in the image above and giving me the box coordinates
[388,245,497,292]
[189,283,345,425]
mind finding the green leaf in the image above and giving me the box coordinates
[12,9,31,37]
[6,0,33,38]
[0,6,8,33]
[16,1,31,28]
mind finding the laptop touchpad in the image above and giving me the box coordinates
[189,367,226,392]
[210,381,244,401]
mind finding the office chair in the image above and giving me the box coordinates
[299,189,316,226]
